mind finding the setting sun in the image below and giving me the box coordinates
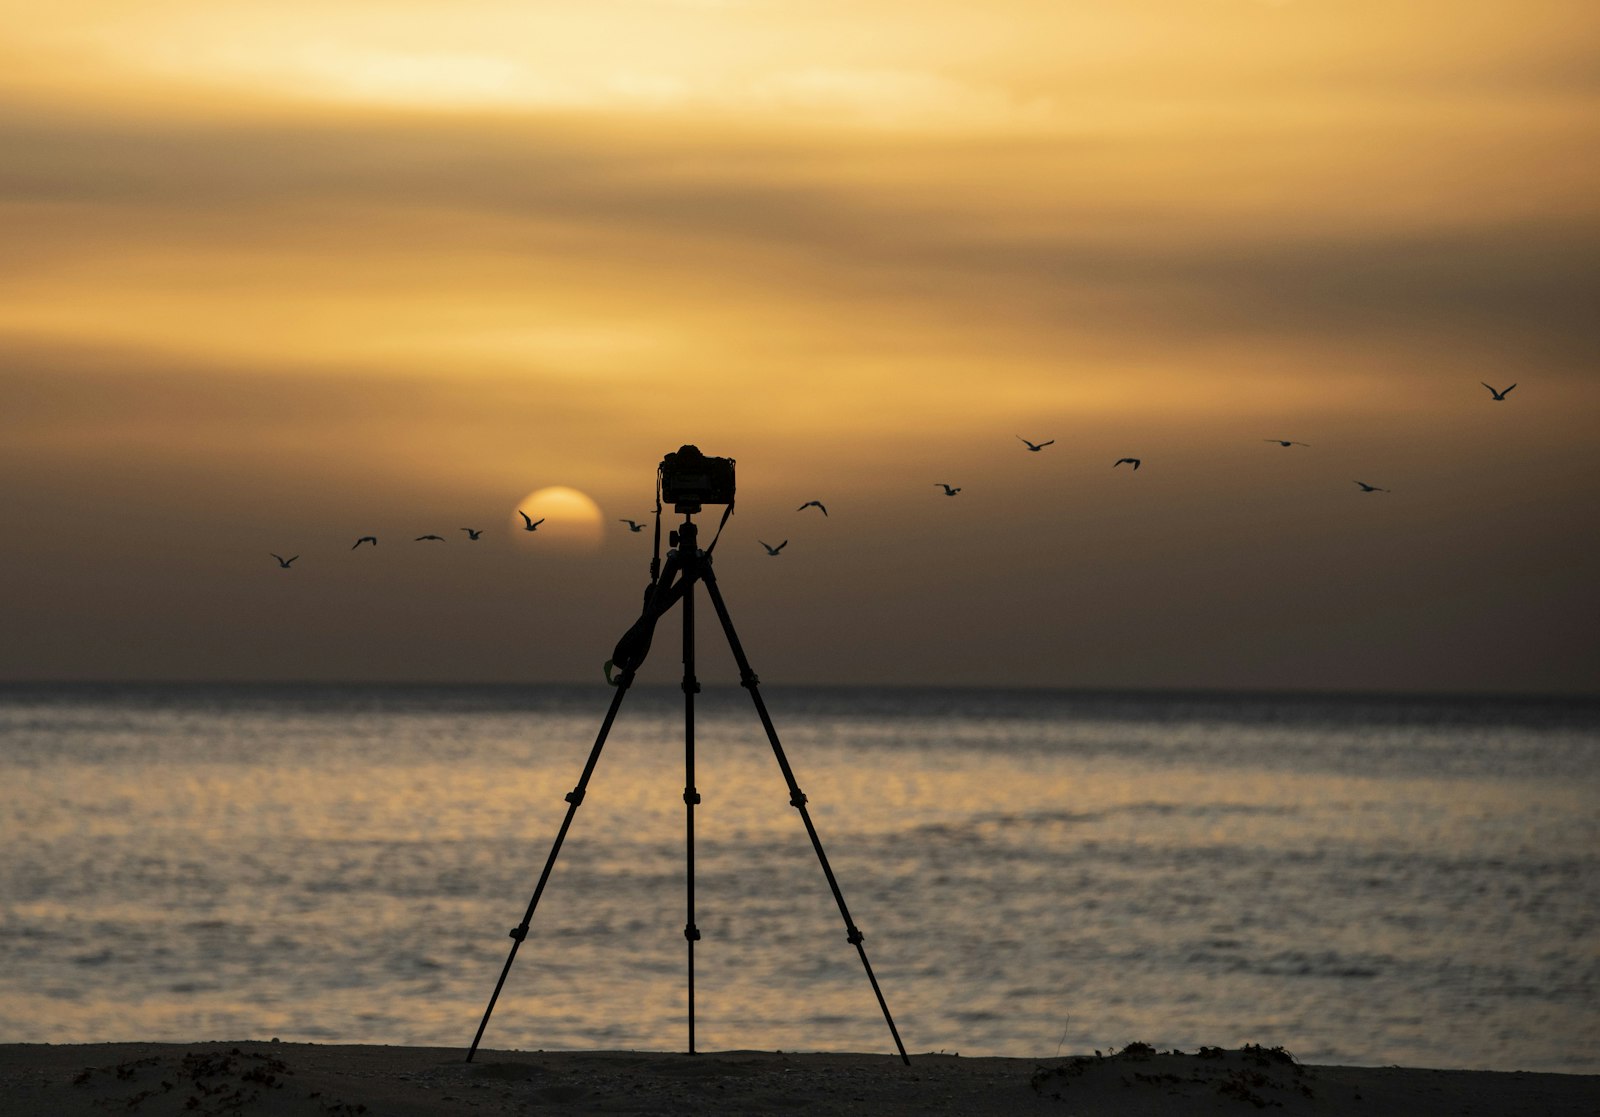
[511,486,605,552]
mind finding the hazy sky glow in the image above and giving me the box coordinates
[3,0,1596,692]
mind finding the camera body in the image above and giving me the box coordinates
[659,445,736,511]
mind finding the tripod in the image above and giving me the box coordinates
[466,511,909,1064]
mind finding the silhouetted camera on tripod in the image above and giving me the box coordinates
[467,447,908,1067]
[659,444,735,512]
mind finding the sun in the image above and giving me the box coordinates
[510,486,605,552]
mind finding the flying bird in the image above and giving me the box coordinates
[797,501,828,516]
[1481,382,1516,401]
[936,484,962,495]
[1114,458,1141,470]
[518,511,545,532]
[351,536,377,549]
[759,540,788,555]
[461,528,483,540]
[620,519,646,532]
[271,554,298,568]
[415,534,445,541]
[1018,436,1055,452]
[1354,481,1390,492]
[1265,439,1309,447]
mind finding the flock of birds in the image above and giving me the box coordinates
[270,381,1518,568]
[747,381,1519,556]
[271,515,546,568]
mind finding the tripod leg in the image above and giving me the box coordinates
[681,562,703,1055]
[698,567,911,1065]
[466,670,637,1062]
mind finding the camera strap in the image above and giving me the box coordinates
[704,500,734,556]
[650,474,664,585]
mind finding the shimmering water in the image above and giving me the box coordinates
[1,683,1596,1072]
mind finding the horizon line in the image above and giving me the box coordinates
[2,678,1595,703]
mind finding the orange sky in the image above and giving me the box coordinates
[3,0,1597,691]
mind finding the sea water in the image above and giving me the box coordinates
[1,683,1595,1073]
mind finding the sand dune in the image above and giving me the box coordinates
[1,1040,1595,1116]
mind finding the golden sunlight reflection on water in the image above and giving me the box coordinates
[5,688,1597,1072]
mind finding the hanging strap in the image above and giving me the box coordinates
[650,470,665,584]
[704,500,735,556]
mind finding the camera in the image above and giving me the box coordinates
[659,445,736,511]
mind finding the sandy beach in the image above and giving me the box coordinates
[2,1041,1595,1116]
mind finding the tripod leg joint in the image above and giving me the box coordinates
[564,788,585,806]
[739,671,760,689]
[846,926,864,946]
[508,924,529,943]
[681,677,701,695]
[789,788,808,808]
[683,787,701,805]
[684,924,701,942]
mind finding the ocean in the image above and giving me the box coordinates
[1,683,1595,1073]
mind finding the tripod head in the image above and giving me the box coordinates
[668,513,701,552]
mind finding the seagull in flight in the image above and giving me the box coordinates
[415,534,445,541]
[1354,481,1390,493]
[936,484,962,496]
[797,501,828,516]
[1113,458,1141,470]
[620,519,646,532]
[352,536,377,549]
[1481,382,1516,401]
[461,528,483,540]
[759,540,788,555]
[518,511,545,532]
[1017,436,1055,452]
[271,554,298,568]
[1265,439,1309,447]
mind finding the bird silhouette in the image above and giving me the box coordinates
[1354,481,1390,493]
[1018,436,1055,452]
[1481,382,1516,401]
[1114,458,1141,470]
[936,484,962,495]
[518,511,545,532]
[271,554,298,568]
[798,501,828,516]
[415,534,445,541]
[760,540,788,555]
[1265,439,1309,447]
[461,528,483,540]
[620,519,646,532]
[351,536,377,549]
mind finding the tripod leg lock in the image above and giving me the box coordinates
[681,678,701,695]
[565,788,586,806]
[683,787,701,805]
[509,924,529,942]
[789,789,808,808]
[846,926,864,946]
[739,671,760,689]
[684,924,701,942]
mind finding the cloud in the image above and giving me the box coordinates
[2,97,1595,386]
